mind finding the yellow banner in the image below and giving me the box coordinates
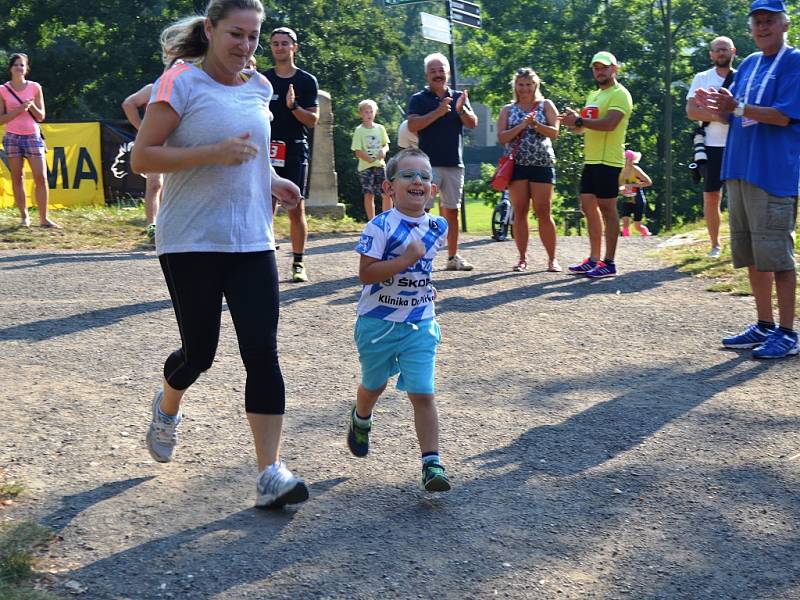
[0,122,105,208]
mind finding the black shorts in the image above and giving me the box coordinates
[619,189,646,221]
[704,146,724,193]
[580,164,622,199]
[511,164,556,184]
[274,160,309,198]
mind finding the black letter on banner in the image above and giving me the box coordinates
[73,148,98,188]
[47,147,69,189]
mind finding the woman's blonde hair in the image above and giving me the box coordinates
[512,67,544,103]
[161,0,265,66]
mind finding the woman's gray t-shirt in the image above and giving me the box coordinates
[149,63,275,255]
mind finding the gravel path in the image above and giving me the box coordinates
[1,233,798,599]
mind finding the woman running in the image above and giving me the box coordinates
[131,0,308,509]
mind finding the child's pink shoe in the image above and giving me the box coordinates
[621,227,630,237]
[638,225,651,237]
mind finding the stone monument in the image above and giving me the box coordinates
[306,90,345,218]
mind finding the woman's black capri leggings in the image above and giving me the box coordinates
[158,251,285,414]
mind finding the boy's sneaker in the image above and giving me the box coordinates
[291,262,308,282]
[347,405,371,457]
[585,260,617,278]
[707,246,721,259]
[255,462,309,509]
[639,225,651,237]
[752,330,800,359]
[421,461,451,492]
[446,254,474,271]
[568,258,596,274]
[722,323,774,349]
[146,390,181,463]
[621,227,630,237]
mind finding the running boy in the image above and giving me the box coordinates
[349,147,451,492]
[619,149,652,237]
[351,99,391,220]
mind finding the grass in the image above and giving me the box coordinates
[2,203,796,312]
[0,204,363,251]
[0,199,498,251]
[0,473,56,600]
[652,215,800,313]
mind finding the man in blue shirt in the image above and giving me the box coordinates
[407,53,478,271]
[695,0,799,359]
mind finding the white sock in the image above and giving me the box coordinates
[421,453,440,466]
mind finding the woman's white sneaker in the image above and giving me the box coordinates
[146,390,181,463]
[255,462,309,509]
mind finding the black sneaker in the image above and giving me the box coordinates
[421,461,451,492]
[347,405,371,457]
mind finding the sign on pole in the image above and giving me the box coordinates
[450,0,481,28]
[450,10,481,28]
[420,12,452,45]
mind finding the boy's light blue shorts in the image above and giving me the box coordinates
[354,316,441,394]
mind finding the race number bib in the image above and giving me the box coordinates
[581,105,600,119]
[270,141,286,167]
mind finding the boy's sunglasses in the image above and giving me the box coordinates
[390,169,433,182]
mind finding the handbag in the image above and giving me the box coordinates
[3,83,45,140]
[490,139,521,192]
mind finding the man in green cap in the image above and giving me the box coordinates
[561,51,633,278]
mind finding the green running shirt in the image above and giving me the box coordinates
[581,82,633,167]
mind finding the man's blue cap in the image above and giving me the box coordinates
[749,0,787,15]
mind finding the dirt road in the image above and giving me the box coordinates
[2,233,798,599]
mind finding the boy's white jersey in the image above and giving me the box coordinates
[355,208,448,323]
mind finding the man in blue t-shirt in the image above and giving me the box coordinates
[694,0,799,359]
[407,53,478,271]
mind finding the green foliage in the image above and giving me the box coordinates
[0,482,25,497]
[0,522,53,587]
[464,163,499,207]
[2,0,799,228]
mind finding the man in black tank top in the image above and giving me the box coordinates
[264,27,320,282]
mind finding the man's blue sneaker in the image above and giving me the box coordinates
[585,260,617,278]
[722,323,774,349]
[752,329,800,359]
[568,258,597,274]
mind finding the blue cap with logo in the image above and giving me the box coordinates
[749,0,787,15]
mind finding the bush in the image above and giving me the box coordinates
[464,163,501,207]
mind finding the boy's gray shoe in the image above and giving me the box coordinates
[255,462,309,509]
[146,390,181,463]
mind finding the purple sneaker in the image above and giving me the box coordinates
[585,260,617,278]
[568,258,597,274]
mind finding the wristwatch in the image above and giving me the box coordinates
[290,101,300,111]
[733,101,745,117]
[574,117,584,128]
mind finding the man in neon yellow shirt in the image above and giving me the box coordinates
[561,51,633,278]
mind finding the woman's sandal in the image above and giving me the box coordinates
[546,260,562,273]
[513,259,528,272]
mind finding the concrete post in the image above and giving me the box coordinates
[306,90,345,218]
